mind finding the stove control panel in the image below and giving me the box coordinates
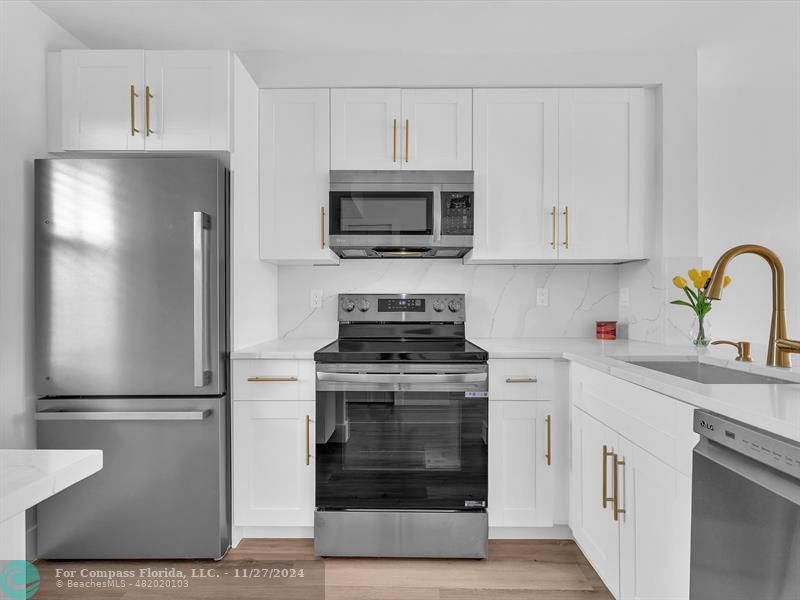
[338,294,465,322]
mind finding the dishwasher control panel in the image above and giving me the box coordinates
[695,410,800,479]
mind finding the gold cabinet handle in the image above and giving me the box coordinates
[602,445,614,508]
[562,206,570,249]
[550,206,557,249]
[130,85,140,136]
[612,453,626,521]
[505,377,538,383]
[392,119,397,162]
[320,206,326,249]
[145,85,154,136]
[246,376,298,382]
[305,414,311,466]
[405,119,409,163]
[545,415,552,466]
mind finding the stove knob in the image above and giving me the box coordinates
[432,300,445,312]
[448,299,463,313]
[356,298,371,312]
[341,298,356,312]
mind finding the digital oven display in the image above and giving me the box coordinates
[378,298,426,312]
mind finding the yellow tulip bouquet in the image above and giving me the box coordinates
[671,269,731,347]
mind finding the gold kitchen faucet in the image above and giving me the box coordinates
[705,244,800,368]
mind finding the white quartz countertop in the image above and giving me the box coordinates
[231,336,800,442]
[231,338,334,360]
[0,449,103,522]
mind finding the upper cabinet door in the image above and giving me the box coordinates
[61,50,145,151]
[144,51,231,151]
[470,89,558,261]
[401,89,472,170]
[558,88,646,260]
[260,89,338,264]
[331,89,402,170]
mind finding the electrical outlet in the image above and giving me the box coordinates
[619,287,630,307]
[310,289,323,308]
[536,288,549,307]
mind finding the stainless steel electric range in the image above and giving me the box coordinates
[313,294,489,558]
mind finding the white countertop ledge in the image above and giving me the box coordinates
[0,449,103,522]
[231,338,334,360]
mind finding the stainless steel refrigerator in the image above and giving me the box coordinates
[34,158,230,559]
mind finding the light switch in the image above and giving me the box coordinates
[536,288,549,307]
[310,289,323,308]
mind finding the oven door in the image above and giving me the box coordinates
[315,363,488,511]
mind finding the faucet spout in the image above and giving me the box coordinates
[705,244,795,368]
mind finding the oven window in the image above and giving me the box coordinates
[329,192,433,235]
[316,390,487,510]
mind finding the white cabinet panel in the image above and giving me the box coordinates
[331,88,401,170]
[571,407,621,598]
[489,401,554,528]
[401,89,472,170]
[619,440,691,600]
[558,88,645,260]
[144,51,230,151]
[471,89,559,261]
[233,401,315,527]
[260,89,338,264]
[61,50,145,151]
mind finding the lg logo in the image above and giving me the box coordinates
[699,420,715,432]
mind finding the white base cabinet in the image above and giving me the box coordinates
[489,401,554,528]
[569,363,695,600]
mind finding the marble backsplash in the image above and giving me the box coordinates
[277,261,621,340]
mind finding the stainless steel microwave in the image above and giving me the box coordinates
[328,170,474,258]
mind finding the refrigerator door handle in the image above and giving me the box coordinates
[193,211,211,387]
[36,410,212,421]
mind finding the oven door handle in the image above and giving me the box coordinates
[316,372,487,384]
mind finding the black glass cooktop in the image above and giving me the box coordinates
[314,339,488,363]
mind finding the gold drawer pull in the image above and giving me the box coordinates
[320,206,326,249]
[130,85,140,136]
[550,206,557,249]
[247,376,298,382]
[505,377,537,384]
[392,118,397,162]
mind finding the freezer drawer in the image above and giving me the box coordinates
[36,397,230,559]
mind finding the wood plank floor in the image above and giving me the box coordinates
[34,539,612,599]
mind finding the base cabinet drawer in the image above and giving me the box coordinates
[232,359,315,401]
[233,400,315,527]
[489,359,555,400]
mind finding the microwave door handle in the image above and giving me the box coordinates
[433,185,442,242]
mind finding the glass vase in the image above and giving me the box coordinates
[690,315,711,351]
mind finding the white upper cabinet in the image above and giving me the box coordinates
[558,88,646,260]
[259,89,338,264]
[331,88,402,170]
[471,89,559,261]
[401,89,472,170]
[61,50,145,151]
[144,51,230,151]
[331,88,472,170]
[52,50,231,152]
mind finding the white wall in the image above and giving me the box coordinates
[278,262,620,340]
[697,32,800,345]
[230,55,278,349]
[0,0,84,449]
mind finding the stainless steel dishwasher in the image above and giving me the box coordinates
[690,410,800,599]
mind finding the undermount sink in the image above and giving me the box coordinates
[625,360,797,385]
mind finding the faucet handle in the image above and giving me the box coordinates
[711,340,752,362]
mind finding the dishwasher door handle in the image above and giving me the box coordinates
[36,410,212,421]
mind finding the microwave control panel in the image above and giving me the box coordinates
[441,192,474,236]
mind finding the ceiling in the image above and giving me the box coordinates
[33,0,797,54]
